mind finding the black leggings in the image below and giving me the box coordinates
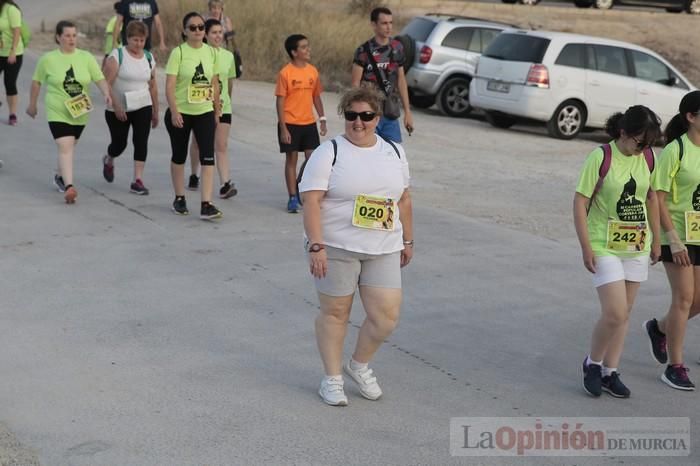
[164,109,215,166]
[0,55,23,96]
[105,106,152,162]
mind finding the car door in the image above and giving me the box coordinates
[437,27,474,73]
[629,49,690,126]
[585,44,637,127]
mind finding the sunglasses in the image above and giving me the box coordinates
[344,111,377,122]
[188,24,205,32]
[631,135,648,150]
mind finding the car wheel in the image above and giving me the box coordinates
[437,77,472,117]
[396,35,416,72]
[485,111,517,129]
[547,100,587,139]
[595,0,614,9]
[520,0,541,4]
[574,0,594,7]
[687,0,700,14]
[409,92,436,109]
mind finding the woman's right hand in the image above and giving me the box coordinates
[671,247,691,267]
[309,250,328,279]
[582,246,596,274]
[171,110,184,128]
[114,106,127,122]
[26,105,37,119]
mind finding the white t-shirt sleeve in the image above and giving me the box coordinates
[299,140,335,193]
[108,48,120,63]
[396,143,410,189]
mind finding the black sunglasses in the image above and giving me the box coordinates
[188,24,205,32]
[344,111,377,122]
[631,135,648,150]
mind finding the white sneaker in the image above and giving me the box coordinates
[343,360,383,400]
[318,376,348,406]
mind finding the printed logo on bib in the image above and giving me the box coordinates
[684,185,700,243]
[352,194,395,231]
[63,66,84,97]
[616,175,646,222]
[128,3,153,20]
[692,184,700,210]
[188,61,212,104]
[607,221,648,252]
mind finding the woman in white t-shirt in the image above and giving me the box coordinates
[102,21,159,195]
[299,86,414,406]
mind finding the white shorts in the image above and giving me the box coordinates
[592,255,649,288]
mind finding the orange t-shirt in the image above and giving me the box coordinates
[274,63,323,125]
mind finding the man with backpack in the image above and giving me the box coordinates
[351,6,413,143]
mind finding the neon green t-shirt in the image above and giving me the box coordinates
[0,4,24,57]
[166,43,219,115]
[216,47,237,115]
[103,15,120,55]
[652,134,700,245]
[32,49,105,125]
[576,141,653,257]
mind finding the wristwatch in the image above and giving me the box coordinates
[309,243,325,253]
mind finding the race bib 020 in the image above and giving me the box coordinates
[64,93,93,119]
[188,84,213,104]
[685,211,700,243]
[606,220,648,252]
[352,194,396,231]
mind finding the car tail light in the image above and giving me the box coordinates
[419,45,432,64]
[526,64,549,88]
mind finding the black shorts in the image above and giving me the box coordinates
[660,244,700,266]
[48,122,85,140]
[278,122,320,153]
[220,113,232,125]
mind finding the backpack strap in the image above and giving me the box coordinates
[377,134,401,159]
[670,137,685,204]
[144,50,153,70]
[296,138,337,206]
[642,146,654,200]
[587,144,612,215]
[331,138,338,165]
[118,46,123,65]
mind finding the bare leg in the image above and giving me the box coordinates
[589,280,631,364]
[200,165,214,204]
[55,136,77,186]
[215,122,231,184]
[602,281,640,368]
[315,293,353,376]
[7,94,18,116]
[352,286,402,364]
[657,263,694,364]
[134,161,145,181]
[285,152,299,196]
[171,162,185,196]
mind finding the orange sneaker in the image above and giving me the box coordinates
[64,185,78,204]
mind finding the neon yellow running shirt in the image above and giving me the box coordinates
[165,43,219,116]
[32,49,105,125]
[216,47,236,115]
[576,141,653,257]
[652,134,700,244]
[0,4,24,57]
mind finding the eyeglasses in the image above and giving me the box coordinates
[188,24,205,32]
[631,135,648,150]
[344,111,377,122]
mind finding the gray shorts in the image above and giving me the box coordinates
[314,246,402,296]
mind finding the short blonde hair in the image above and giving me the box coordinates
[337,85,384,116]
[126,21,149,38]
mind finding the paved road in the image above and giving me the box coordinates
[1,3,699,465]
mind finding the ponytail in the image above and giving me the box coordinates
[664,113,689,144]
[605,113,624,139]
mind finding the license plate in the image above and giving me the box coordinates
[487,80,510,93]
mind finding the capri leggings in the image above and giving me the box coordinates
[0,55,23,95]
[105,106,153,162]
[164,109,215,165]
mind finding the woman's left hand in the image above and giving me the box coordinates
[309,249,328,279]
[104,94,113,108]
[151,109,159,128]
[401,245,413,268]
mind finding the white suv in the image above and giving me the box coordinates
[469,29,696,139]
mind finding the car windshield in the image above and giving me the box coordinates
[401,18,437,42]
[483,33,550,63]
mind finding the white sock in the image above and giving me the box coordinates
[602,366,617,377]
[324,375,342,383]
[350,358,368,371]
[586,355,603,367]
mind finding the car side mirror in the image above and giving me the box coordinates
[667,76,679,87]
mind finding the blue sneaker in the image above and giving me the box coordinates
[287,195,299,213]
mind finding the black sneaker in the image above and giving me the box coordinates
[661,365,696,391]
[601,371,631,398]
[172,196,189,215]
[643,319,667,364]
[582,358,602,397]
[219,180,238,199]
[200,202,222,220]
[102,155,114,183]
[187,174,199,191]
[53,174,66,193]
